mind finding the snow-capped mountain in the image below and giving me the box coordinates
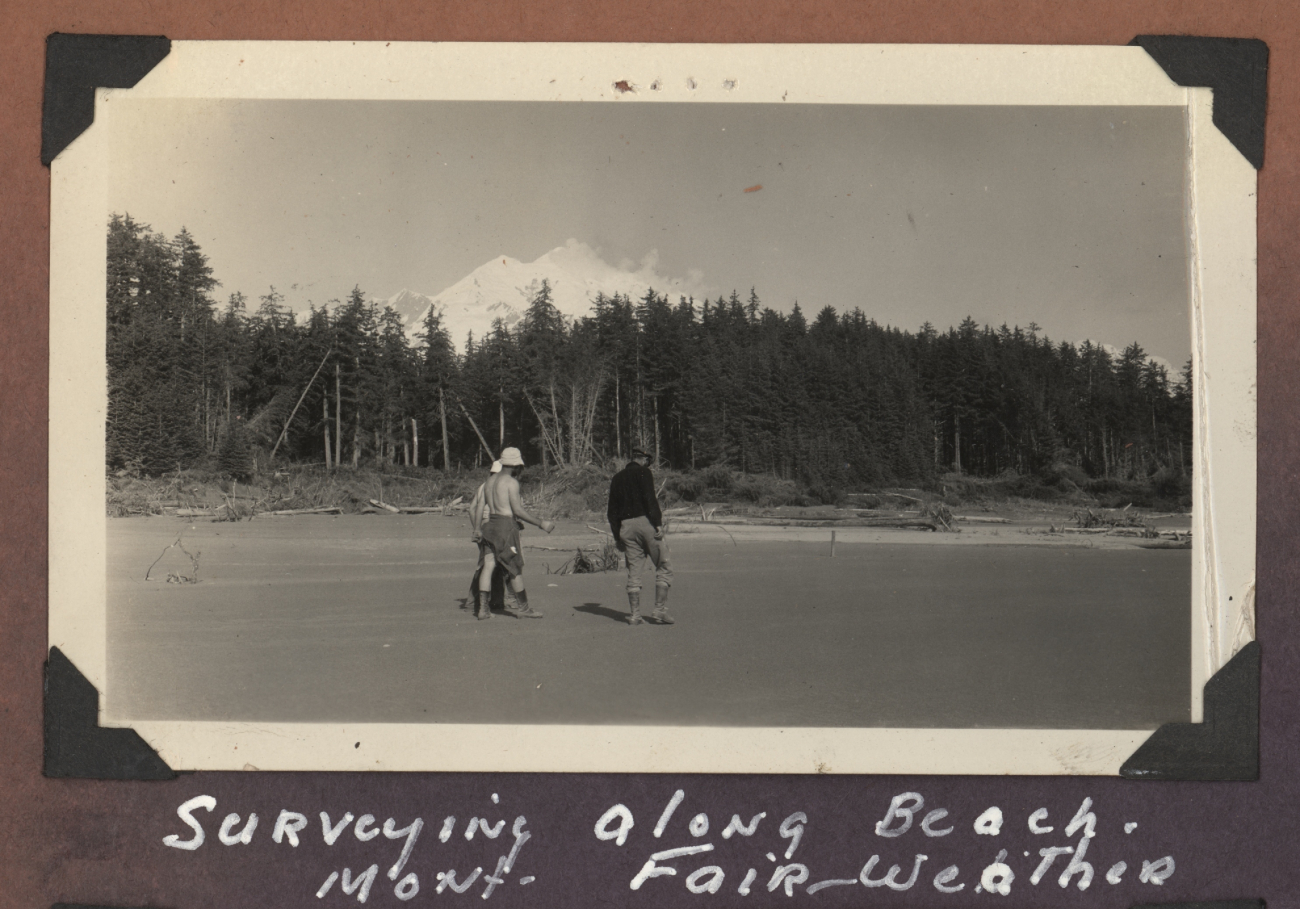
[374,239,708,350]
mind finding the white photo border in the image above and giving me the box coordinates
[49,41,1257,774]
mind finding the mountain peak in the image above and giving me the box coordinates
[378,240,708,350]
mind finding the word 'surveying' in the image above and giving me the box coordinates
[162,793,534,902]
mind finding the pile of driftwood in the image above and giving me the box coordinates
[1073,505,1151,529]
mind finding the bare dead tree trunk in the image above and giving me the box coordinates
[457,399,495,462]
[570,385,580,466]
[653,395,661,466]
[581,373,604,463]
[953,416,962,474]
[439,387,450,472]
[411,417,419,468]
[323,393,332,469]
[334,364,341,470]
[270,346,333,463]
[353,401,361,469]
[614,372,621,458]
[523,390,564,466]
[498,390,504,449]
[549,381,564,465]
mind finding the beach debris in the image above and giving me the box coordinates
[1073,507,1148,529]
[145,537,201,584]
[549,539,622,575]
[367,498,401,513]
[921,501,959,532]
[173,508,215,518]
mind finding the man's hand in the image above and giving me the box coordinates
[615,536,626,552]
[653,526,664,541]
[542,519,556,534]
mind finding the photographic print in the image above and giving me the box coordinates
[49,42,1256,773]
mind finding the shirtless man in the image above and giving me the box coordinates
[476,447,555,619]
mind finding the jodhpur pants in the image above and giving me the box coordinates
[620,515,673,593]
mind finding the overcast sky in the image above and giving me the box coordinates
[109,98,1190,364]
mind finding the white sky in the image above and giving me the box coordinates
[110,99,1190,364]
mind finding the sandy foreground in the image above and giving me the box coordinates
[104,511,1191,731]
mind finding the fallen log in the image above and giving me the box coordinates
[173,508,215,517]
[1136,539,1192,550]
[368,498,401,513]
[954,515,1012,524]
[264,506,342,516]
[877,492,923,503]
[527,544,604,552]
[708,515,941,531]
[398,506,444,514]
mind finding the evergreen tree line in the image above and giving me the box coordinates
[107,214,1192,487]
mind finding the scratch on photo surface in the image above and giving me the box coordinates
[1229,581,1256,658]
[744,184,762,193]
[1050,742,1120,773]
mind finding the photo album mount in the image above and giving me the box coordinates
[46,35,1259,780]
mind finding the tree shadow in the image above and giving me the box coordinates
[574,602,630,624]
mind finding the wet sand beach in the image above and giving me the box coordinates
[106,515,1190,729]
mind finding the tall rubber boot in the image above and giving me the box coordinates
[511,588,544,619]
[627,590,645,626]
[651,583,675,625]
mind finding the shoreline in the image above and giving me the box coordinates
[109,511,1191,552]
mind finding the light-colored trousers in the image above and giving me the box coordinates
[621,515,673,593]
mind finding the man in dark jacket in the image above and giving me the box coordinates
[607,448,674,625]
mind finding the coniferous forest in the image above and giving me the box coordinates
[107,214,1193,497]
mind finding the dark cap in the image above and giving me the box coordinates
[630,448,652,460]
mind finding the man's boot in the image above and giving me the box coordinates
[474,588,491,620]
[511,588,544,619]
[650,583,675,625]
[627,590,645,626]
